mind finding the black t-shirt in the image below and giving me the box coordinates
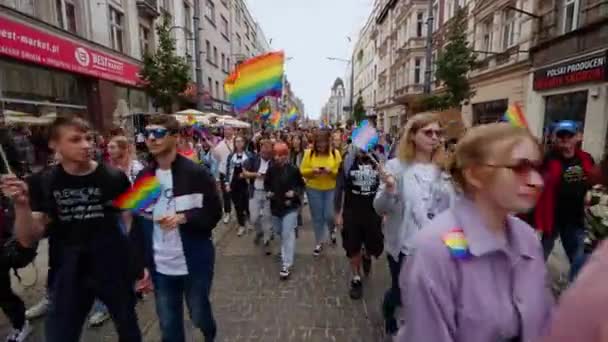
[32,163,130,246]
[554,155,589,226]
[265,163,305,217]
[231,154,248,189]
[344,156,380,215]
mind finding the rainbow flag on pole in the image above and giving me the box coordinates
[286,107,299,123]
[269,111,282,129]
[224,51,285,113]
[502,104,528,129]
[113,174,161,212]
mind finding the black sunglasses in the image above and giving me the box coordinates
[144,128,170,140]
[420,129,443,138]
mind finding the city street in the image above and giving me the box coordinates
[0,211,389,341]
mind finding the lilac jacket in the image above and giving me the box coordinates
[399,198,553,342]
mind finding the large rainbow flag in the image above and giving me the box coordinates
[269,111,282,129]
[286,107,299,123]
[224,51,285,113]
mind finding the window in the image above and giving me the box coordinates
[236,34,242,50]
[416,12,424,37]
[207,77,213,96]
[481,17,493,55]
[235,6,241,24]
[213,46,218,65]
[227,57,231,71]
[563,0,580,33]
[183,2,192,33]
[432,0,439,31]
[221,16,229,37]
[245,23,250,38]
[206,40,211,61]
[109,7,124,52]
[472,99,508,125]
[139,25,151,56]
[501,8,516,50]
[221,53,225,71]
[215,81,220,98]
[414,58,422,84]
[206,0,215,24]
[56,0,77,34]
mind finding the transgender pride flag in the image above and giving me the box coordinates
[351,120,378,152]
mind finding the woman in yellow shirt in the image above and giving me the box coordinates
[300,130,342,256]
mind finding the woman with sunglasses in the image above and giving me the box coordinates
[398,123,552,342]
[374,112,453,335]
[225,136,252,236]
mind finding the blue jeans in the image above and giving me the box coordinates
[541,225,584,265]
[383,253,404,335]
[152,246,216,342]
[272,210,298,268]
[306,188,335,245]
[569,251,590,281]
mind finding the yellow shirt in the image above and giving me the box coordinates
[300,149,342,191]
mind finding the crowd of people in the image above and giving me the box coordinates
[0,111,605,342]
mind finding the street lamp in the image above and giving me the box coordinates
[326,56,354,122]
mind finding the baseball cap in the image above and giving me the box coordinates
[552,120,579,135]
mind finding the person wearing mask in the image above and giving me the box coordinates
[225,136,252,236]
[398,122,552,342]
[213,126,235,224]
[131,115,222,342]
[300,130,342,256]
[1,117,142,341]
[241,140,273,252]
[374,112,453,336]
[264,142,305,279]
[535,120,595,272]
[335,147,383,300]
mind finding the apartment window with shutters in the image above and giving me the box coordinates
[206,0,215,24]
[563,0,580,33]
[139,25,151,56]
[109,6,124,52]
[416,12,424,37]
[56,0,77,34]
[501,8,516,50]
[414,58,422,84]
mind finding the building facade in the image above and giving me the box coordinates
[321,77,346,125]
[352,3,379,126]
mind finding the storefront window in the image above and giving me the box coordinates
[543,91,587,145]
[472,99,508,125]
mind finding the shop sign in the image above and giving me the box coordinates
[533,52,607,91]
[0,16,140,86]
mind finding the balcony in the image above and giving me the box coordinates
[137,0,159,18]
[393,84,424,104]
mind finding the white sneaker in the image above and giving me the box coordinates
[25,297,49,319]
[223,214,230,224]
[237,226,246,236]
[88,311,110,327]
[6,320,32,342]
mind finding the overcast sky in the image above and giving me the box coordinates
[246,0,374,119]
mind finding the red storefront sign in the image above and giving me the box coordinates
[0,16,140,86]
[533,52,607,91]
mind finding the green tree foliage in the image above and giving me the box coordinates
[424,7,477,110]
[139,14,190,112]
[353,96,366,123]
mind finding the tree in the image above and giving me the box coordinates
[353,96,366,123]
[423,7,477,111]
[139,14,190,112]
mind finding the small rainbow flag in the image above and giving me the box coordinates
[286,107,299,123]
[351,120,378,152]
[224,51,285,113]
[442,228,471,260]
[502,104,528,128]
[269,111,282,129]
[258,107,271,122]
[113,174,162,212]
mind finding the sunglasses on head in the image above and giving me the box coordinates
[484,159,542,176]
[420,128,443,138]
[144,127,171,139]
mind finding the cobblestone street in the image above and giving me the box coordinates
[0,211,390,341]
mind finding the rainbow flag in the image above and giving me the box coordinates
[442,228,471,260]
[269,111,282,129]
[258,107,271,122]
[224,51,285,113]
[502,104,528,128]
[179,148,199,163]
[351,120,378,152]
[113,174,162,212]
[286,107,299,123]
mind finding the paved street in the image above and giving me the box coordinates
[0,210,390,341]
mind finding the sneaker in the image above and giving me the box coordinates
[279,267,290,280]
[6,320,32,342]
[313,244,323,257]
[263,240,272,255]
[237,226,246,236]
[223,213,230,224]
[349,278,363,300]
[88,310,110,327]
[25,297,49,320]
[362,256,372,276]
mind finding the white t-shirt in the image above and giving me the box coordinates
[152,168,188,276]
[254,158,270,190]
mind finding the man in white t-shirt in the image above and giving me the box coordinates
[213,126,235,224]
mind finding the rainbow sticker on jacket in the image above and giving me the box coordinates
[442,228,471,260]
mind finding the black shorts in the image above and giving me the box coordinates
[341,211,384,258]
